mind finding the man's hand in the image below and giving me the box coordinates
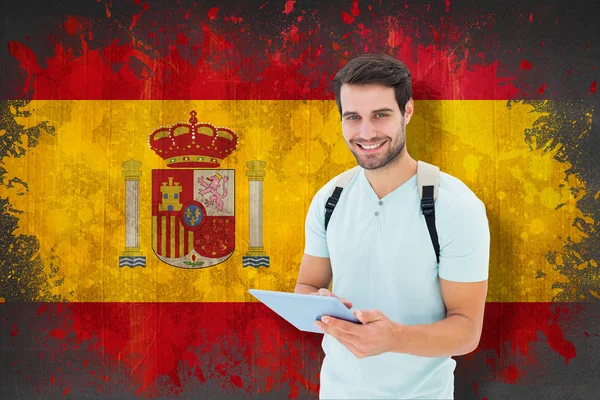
[310,288,353,309]
[315,309,403,358]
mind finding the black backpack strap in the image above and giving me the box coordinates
[324,167,360,231]
[417,161,441,264]
[421,185,440,263]
[325,187,343,230]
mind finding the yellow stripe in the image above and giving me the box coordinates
[188,231,194,257]
[152,216,157,253]
[1,100,585,302]
[180,221,185,257]
[161,216,166,256]
[170,216,175,258]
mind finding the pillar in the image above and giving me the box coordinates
[242,160,270,268]
[119,158,146,268]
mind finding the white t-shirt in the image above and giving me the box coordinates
[304,167,490,399]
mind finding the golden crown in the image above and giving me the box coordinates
[148,111,238,168]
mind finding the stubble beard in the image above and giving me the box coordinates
[351,124,406,171]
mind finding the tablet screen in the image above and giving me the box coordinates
[249,289,360,333]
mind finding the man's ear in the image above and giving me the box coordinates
[403,98,414,125]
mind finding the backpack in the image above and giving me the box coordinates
[324,160,441,263]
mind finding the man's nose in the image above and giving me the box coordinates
[359,119,377,140]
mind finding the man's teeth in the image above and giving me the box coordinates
[359,142,384,150]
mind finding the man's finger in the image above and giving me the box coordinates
[317,321,359,348]
[338,297,353,309]
[354,309,384,323]
[310,289,332,297]
[317,289,333,297]
[321,316,360,336]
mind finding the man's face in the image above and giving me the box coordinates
[340,84,412,170]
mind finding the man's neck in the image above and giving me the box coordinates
[364,153,418,199]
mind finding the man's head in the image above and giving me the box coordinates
[333,54,414,170]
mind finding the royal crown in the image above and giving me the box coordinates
[148,111,238,168]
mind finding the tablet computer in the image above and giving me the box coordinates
[248,289,361,334]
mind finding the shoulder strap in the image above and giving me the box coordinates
[324,166,360,231]
[323,162,441,264]
[417,161,441,263]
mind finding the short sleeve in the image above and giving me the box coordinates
[303,188,330,258]
[438,191,490,282]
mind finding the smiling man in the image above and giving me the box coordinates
[294,54,490,399]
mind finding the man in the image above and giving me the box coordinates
[294,54,490,399]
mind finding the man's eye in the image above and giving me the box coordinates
[346,115,360,120]
[376,113,387,118]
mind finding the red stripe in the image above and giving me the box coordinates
[6,39,520,101]
[3,302,580,396]
[26,302,323,396]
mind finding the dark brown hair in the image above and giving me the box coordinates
[333,54,412,116]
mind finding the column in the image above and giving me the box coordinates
[242,160,270,268]
[119,158,146,268]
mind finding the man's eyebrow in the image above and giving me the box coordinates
[342,108,395,117]
[372,108,395,113]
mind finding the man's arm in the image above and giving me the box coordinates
[390,190,490,357]
[391,278,488,357]
[315,278,487,358]
[294,254,332,294]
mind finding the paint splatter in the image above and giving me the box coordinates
[284,0,295,15]
[63,16,81,35]
[208,7,219,20]
[341,11,354,24]
[351,0,360,16]
[430,24,441,40]
[51,329,68,340]
[521,59,533,70]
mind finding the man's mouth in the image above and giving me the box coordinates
[356,141,386,151]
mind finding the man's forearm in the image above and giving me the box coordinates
[294,283,320,294]
[392,314,481,358]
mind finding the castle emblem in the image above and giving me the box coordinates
[149,111,237,269]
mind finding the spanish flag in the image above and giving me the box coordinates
[1,0,598,398]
